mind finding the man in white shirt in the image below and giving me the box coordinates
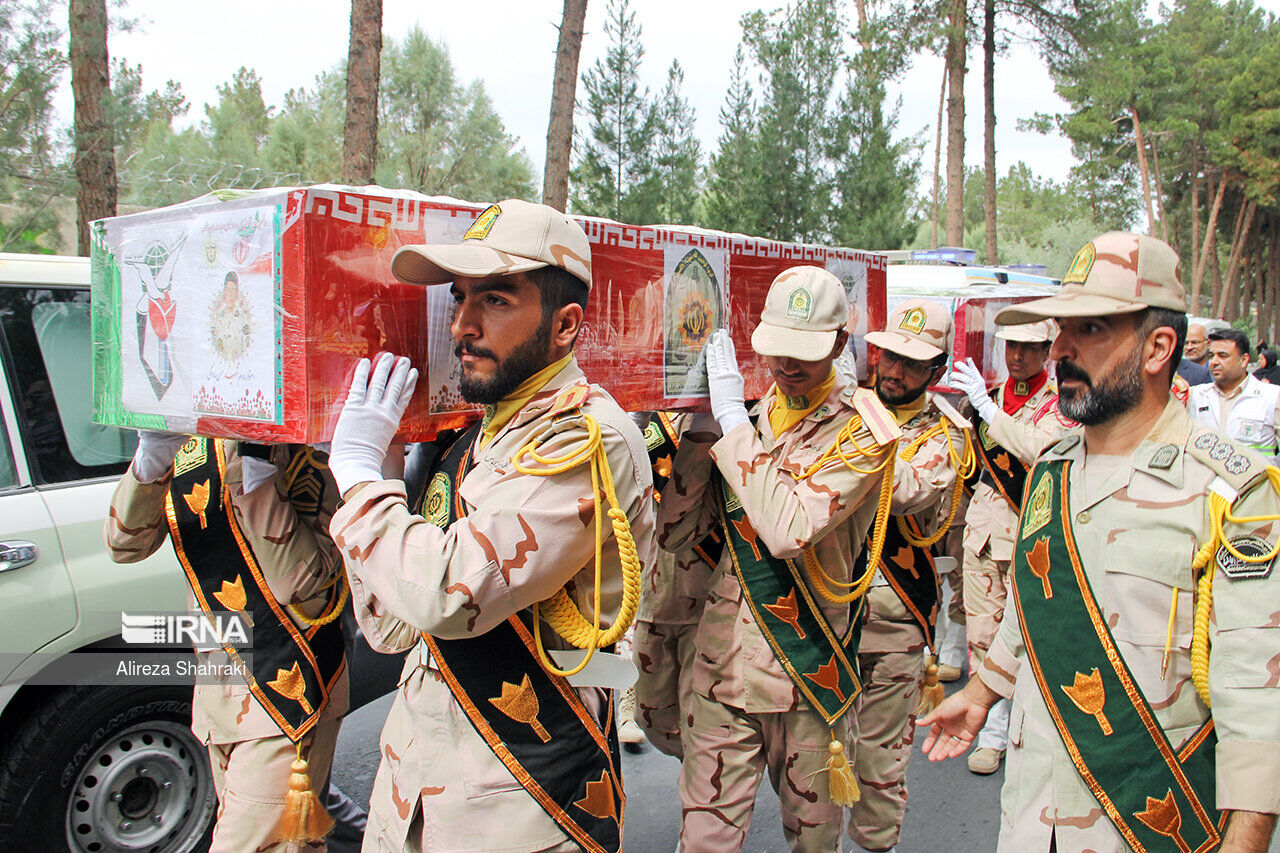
[1187,327,1280,462]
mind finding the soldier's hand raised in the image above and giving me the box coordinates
[328,353,418,496]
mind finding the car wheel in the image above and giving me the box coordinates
[0,683,215,853]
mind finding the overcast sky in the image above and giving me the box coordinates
[54,0,1280,190]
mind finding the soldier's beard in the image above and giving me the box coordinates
[1057,348,1144,426]
[456,320,554,404]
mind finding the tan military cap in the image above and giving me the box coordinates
[751,266,848,361]
[391,199,593,289]
[866,298,954,361]
[995,232,1186,325]
[996,319,1056,343]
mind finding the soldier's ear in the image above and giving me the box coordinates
[549,302,584,350]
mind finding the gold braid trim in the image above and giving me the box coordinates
[511,414,643,678]
[895,418,976,548]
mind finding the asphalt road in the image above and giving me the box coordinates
[331,687,1280,852]
[331,686,1005,852]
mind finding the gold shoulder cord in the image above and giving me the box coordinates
[511,414,642,678]
[895,418,976,548]
[1188,466,1280,706]
[787,414,899,605]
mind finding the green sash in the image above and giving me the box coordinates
[716,473,861,724]
[165,438,345,741]
[417,423,625,853]
[1012,459,1222,853]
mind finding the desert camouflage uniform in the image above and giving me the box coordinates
[657,380,899,853]
[633,414,719,758]
[848,393,967,851]
[105,441,346,853]
[978,397,1280,851]
[329,358,655,853]
[962,380,1070,675]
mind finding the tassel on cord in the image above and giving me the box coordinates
[824,732,860,805]
[916,653,945,716]
[274,741,334,844]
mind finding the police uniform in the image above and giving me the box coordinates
[967,232,1280,851]
[660,267,899,853]
[326,201,656,853]
[849,299,972,852]
[631,412,720,758]
[106,441,346,853]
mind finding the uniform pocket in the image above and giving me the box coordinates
[1105,537,1195,648]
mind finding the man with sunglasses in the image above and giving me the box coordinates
[846,300,974,853]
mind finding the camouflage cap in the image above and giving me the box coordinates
[391,199,593,289]
[995,232,1186,325]
[866,298,954,361]
[996,319,1056,343]
[751,266,848,361]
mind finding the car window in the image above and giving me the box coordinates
[0,288,135,484]
[0,406,16,489]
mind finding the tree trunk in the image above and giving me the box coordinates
[944,0,967,246]
[1189,148,1201,309]
[1216,198,1256,319]
[542,0,589,211]
[1131,106,1155,235]
[931,63,947,249]
[1194,174,1226,302]
[982,0,996,264]
[342,0,383,185]
[1149,134,1168,242]
[69,0,116,256]
[1269,224,1280,345]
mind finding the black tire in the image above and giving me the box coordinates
[0,684,215,853]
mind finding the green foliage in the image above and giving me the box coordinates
[628,60,701,225]
[0,0,68,252]
[375,28,535,200]
[701,46,761,235]
[569,0,655,220]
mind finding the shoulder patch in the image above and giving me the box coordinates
[1047,434,1082,456]
[852,387,901,446]
[1187,428,1264,491]
[1216,535,1274,579]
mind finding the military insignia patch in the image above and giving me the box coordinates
[1149,444,1179,470]
[978,420,997,450]
[1225,453,1251,475]
[463,204,501,241]
[174,436,208,478]
[643,420,665,451]
[1193,433,1216,451]
[899,306,927,335]
[1022,471,1053,537]
[813,406,829,420]
[1216,535,1274,579]
[1063,242,1097,284]
[424,471,452,529]
[786,287,812,320]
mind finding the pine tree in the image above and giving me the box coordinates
[702,45,761,235]
[569,0,652,220]
[631,60,700,225]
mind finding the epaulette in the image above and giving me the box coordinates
[1186,427,1268,493]
[851,387,901,445]
[932,394,972,430]
[547,382,591,418]
[1044,433,1083,457]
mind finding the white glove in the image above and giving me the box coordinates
[240,455,277,494]
[328,353,418,495]
[834,348,858,384]
[132,430,189,483]
[947,358,997,423]
[705,329,748,433]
